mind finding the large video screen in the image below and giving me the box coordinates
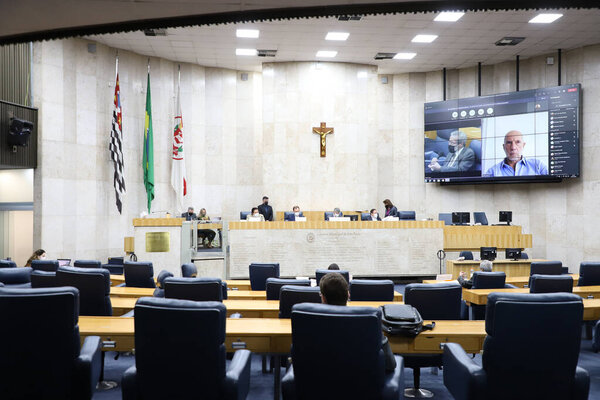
[424,84,580,183]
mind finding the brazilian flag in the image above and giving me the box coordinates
[143,72,154,213]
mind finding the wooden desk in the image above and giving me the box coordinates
[110,276,252,291]
[463,287,600,308]
[423,275,580,288]
[445,259,546,279]
[78,316,485,355]
[110,286,402,302]
[110,298,403,317]
[443,225,532,251]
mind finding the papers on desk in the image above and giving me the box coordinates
[245,217,262,222]
[383,216,399,221]
[294,217,307,222]
[328,217,350,221]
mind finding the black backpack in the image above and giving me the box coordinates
[381,304,435,337]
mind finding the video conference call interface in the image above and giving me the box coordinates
[424,83,581,183]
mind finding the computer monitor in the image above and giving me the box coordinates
[346,214,359,221]
[57,259,71,267]
[452,212,470,225]
[499,211,512,225]
[505,248,522,260]
[480,247,497,261]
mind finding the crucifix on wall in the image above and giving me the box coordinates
[312,122,334,157]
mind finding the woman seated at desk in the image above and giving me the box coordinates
[197,208,216,248]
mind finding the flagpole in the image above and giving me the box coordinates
[115,50,118,78]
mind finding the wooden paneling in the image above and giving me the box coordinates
[132,218,185,227]
[446,259,547,279]
[443,225,532,251]
[229,220,444,230]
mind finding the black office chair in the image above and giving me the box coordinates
[123,261,156,288]
[0,287,102,399]
[102,256,124,274]
[361,212,371,221]
[324,211,333,220]
[529,261,562,287]
[240,211,250,220]
[279,286,322,319]
[404,282,466,398]
[315,269,350,285]
[529,274,573,294]
[0,267,32,288]
[399,211,416,220]
[122,298,251,400]
[249,263,280,290]
[578,262,600,286]
[444,292,589,400]
[266,278,310,300]
[74,260,102,269]
[469,272,515,320]
[0,259,17,268]
[181,263,197,277]
[56,266,112,316]
[459,251,474,260]
[31,269,57,288]
[473,212,488,225]
[152,270,174,298]
[520,252,529,259]
[164,277,224,302]
[281,303,404,400]
[30,259,59,272]
[438,213,453,225]
[349,279,395,301]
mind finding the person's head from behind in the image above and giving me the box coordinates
[320,273,349,306]
[480,260,493,272]
[503,130,525,162]
[448,130,467,153]
[251,207,259,217]
[262,196,269,205]
[370,208,378,218]
[383,199,394,209]
[333,207,341,217]
[293,205,300,216]
[187,206,194,215]
[328,263,340,270]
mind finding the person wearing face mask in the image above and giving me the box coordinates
[257,196,273,221]
[197,208,216,248]
[284,206,304,221]
[181,206,197,221]
[25,249,46,267]
[428,130,475,172]
[247,207,265,221]
[484,130,548,177]
[368,208,381,221]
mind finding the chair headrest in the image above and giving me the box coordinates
[0,267,32,284]
[0,260,17,268]
[156,270,174,288]
[405,281,461,292]
[0,286,80,324]
[292,302,381,319]
[281,285,321,294]
[350,279,393,286]
[164,277,222,285]
[57,265,109,277]
[73,260,102,268]
[266,277,310,285]
[30,260,59,272]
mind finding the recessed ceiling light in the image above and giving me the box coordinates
[434,12,465,22]
[236,29,260,38]
[316,50,337,58]
[236,48,257,56]
[412,34,438,43]
[393,52,417,60]
[529,13,563,24]
[326,32,350,41]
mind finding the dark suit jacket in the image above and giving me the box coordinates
[284,212,304,221]
[457,275,473,289]
[181,212,197,221]
[441,147,475,172]
[258,204,273,221]
[384,206,398,218]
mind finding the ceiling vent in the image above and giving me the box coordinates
[374,52,396,60]
[495,37,525,46]
[144,29,167,37]
[257,49,277,57]
[338,15,362,21]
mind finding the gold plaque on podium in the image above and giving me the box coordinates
[145,232,170,252]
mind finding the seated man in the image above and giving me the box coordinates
[284,206,304,221]
[181,206,197,221]
[246,207,265,222]
[368,208,381,221]
[319,273,396,371]
[484,130,548,177]
[428,130,475,173]
[332,208,343,218]
[457,259,493,289]
[197,208,216,248]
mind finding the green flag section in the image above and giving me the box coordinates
[142,72,154,213]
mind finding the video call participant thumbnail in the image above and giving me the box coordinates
[485,130,548,177]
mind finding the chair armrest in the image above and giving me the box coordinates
[504,284,518,288]
[573,366,590,400]
[74,335,102,400]
[121,365,140,400]
[382,355,404,400]
[223,349,251,400]
[443,342,487,400]
[281,364,297,400]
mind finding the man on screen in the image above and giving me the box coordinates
[485,130,548,177]
[428,131,475,173]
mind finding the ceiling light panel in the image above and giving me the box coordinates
[434,12,465,22]
[236,48,257,56]
[412,34,438,43]
[316,50,337,58]
[529,14,563,23]
[394,53,417,60]
[326,32,350,41]
[236,29,259,38]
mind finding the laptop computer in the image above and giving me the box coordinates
[57,259,71,267]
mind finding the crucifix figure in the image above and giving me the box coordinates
[312,122,334,157]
